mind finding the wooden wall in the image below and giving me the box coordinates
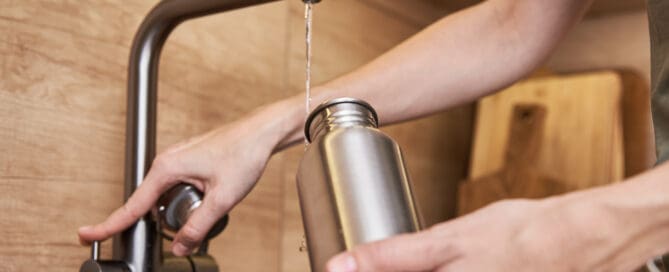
[0,1,468,271]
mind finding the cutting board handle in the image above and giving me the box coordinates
[505,104,546,171]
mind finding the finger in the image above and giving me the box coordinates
[326,230,459,272]
[78,163,177,244]
[171,192,228,256]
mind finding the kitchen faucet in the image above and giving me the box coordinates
[80,0,320,271]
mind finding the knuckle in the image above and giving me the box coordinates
[417,230,462,264]
[152,154,174,172]
[430,239,461,263]
[427,223,445,234]
[357,240,391,268]
[426,222,455,239]
[421,242,443,265]
[122,203,142,220]
[486,199,537,215]
[364,242,384,259]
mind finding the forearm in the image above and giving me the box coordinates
[310,0,591,125]
[261,0,592,149]
[223,0,597,153]
[553,162,669,270]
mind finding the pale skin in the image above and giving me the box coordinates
[78,0,669,271]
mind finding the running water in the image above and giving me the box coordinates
[304,3,313,145]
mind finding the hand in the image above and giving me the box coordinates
[326,197,619,272]
[78,102,301,256]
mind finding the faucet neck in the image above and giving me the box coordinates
[305,98,378,143]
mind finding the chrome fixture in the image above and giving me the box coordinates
[297,98,421,271]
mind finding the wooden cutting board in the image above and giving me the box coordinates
[458,70,646,215]
[458,104,569,214]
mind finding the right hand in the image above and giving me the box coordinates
[78,105,299,256]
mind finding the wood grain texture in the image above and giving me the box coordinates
[459,69,653,213]
[458,105,568,214]
[468,71,626,189]
[0,180,123,270]
[619,71,655,176]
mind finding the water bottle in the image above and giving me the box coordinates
[297,97,421,272]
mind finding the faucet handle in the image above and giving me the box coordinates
[157,183,230,247]
[79,241,129,272]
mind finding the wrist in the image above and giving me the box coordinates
[545,170,669,270]
[520,192,618,270]
[245,96,305,153]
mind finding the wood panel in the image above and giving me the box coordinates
[459,104,570,214]
[459,70,653,214]
[468,71,625,187]
[0,180,123,270]
[619,71,654,176]
[459,72,628,214]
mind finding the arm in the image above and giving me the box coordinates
[79,0,592,257]
[278,0,593,146]
[327,161,669,272]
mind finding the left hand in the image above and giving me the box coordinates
[326,197,615,272]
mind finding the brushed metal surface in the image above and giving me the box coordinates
[297,98,421,272]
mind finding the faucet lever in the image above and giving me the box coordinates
[157,183,230,249]
[79,241,129,272]
[91,241,100,260]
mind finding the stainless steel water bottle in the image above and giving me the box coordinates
[297,97,421,272]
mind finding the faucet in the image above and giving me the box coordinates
[80,0,320,271]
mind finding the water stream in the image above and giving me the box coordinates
[304,3,313,145]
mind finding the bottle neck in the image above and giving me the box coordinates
[305,98,378,143]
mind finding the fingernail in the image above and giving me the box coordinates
[172,243,189,256]
[327,253,357,272]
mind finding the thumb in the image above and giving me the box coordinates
[171,191,231,256]
[326,230,458,272]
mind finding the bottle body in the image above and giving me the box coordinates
[296,98,420,272]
